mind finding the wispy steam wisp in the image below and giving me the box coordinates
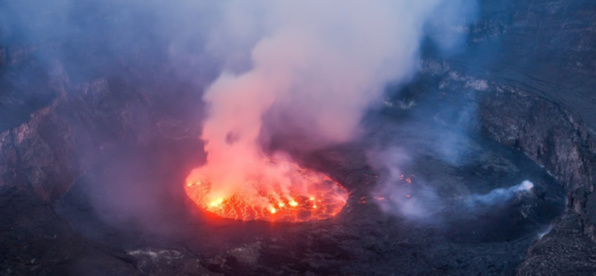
[464,180,534,208]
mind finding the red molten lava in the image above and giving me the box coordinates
[185,161,348,222]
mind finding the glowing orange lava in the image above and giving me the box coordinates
[185,160,349,222]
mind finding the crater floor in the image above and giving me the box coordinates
[48,114,566,275]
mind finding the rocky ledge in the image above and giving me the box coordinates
[478,85,596,274]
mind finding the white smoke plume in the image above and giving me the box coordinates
[464,180,534,207]
[0,0,482,233]
[191,0,478,207]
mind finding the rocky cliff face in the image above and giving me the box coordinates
[479,86,595,218]
[462,0,596,131]
[477,84,596,274]
[0,43,206,274]
[422,0,596,272]
[0,62,152,201]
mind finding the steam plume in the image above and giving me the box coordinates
[465,180,534,207]
[192,0,474,205]
[1,0,479,226]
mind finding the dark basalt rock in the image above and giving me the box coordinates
[0,70,152,201]
[0,186,140,275]
[477,86,596,274]
[390,48,596,273]
[479,86,595,219]
[425,0,596,272]
[516,212,596,275]
[464,0,596,130]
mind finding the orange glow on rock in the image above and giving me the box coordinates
[185,159,349,222]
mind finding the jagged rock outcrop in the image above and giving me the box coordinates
[447,1,596,273]
[479,86,595,213]
[0,63,152,201]
[476,86,596,273]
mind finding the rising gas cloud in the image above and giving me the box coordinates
[188,1,479,216]
[0,0,479,227]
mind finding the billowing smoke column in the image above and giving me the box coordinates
[186,0,477,221]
